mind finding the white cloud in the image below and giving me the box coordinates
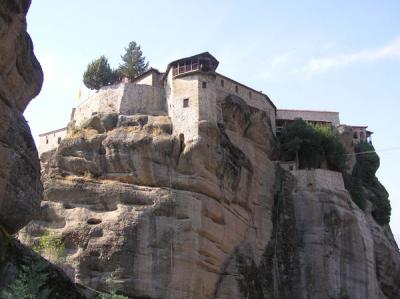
[294,37,400,75]
[254,51,294,81]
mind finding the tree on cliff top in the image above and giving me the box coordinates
[279,119,348,172]
[83,56,117,90]
[118,41,149,80]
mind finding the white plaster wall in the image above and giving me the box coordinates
[215,75,276,133]
[166,71,199,141]
[291,169,345,191]
[38,128,67,154]
[134,72,154,86]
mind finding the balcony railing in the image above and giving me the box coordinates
[172,61,201,77]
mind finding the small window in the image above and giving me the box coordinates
[46,138,49,144]
[183,98,189,108]
[249,91,252,98]
[202,81,207,88]
[353,132,358,139]
[235,85,239,93]
[221,79,224,87]
[58,137,61,144]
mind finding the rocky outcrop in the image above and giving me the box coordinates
[0,1,91,297]
[0,0,43,234]
[21,96,277,298]
[21,91,400,298]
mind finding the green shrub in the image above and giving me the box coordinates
[279,119,348,172]
[353,141,380,184]
[34,231,65,263]
[343,173,365,210]
[2,260,50,299]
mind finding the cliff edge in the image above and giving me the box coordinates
[20,92,400,298]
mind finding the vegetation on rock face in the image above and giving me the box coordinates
[2,260,50,299]
[352,142,391,225]
[118,41,149,81]
[279,119,348,172]
[343,173,366,210]
[34,231,65,263]
[83,56,118,90]
[235,170,300,299]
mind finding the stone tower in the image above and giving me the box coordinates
[164,52,219,142]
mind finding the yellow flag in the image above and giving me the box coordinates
[77,89,82,101]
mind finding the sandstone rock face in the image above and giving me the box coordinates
[0,0,43,234]
[0,2,91,297]
[21,92,400,298]
[21,96,278,298]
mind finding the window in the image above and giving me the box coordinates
[57,137,61,144]
[46,138,48,144]
[235,85,239,93]
[183,98,189,108]
[221,79,224,87]
[202,81,207,88]
[353,132,358,139]
[249,91,252,99]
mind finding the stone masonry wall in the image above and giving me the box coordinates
[74,84,125,126]
[73,83,166,127]
[277,110,340,126]
[120,84,166,116]
[291,169,345,192]
[166,71,200,142]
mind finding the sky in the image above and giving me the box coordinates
[25,0,400,243]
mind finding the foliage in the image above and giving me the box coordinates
[83,55,118,90]
[118,41,149,80]
[343,173,366,210]
[279,119,348,172]
[353,141,380,184]
[346,141,391,225]
[367,177,391,225]
[34,231,65,263]
[2,260,50,299]
[97,290,130,299]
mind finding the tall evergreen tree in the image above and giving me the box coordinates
[118,41,149,80]
[83,56,117,90]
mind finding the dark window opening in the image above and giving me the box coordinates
[235,85,239,93]
[249,91,252,98]
[46,138,48,144]
[353,132,358,139]
[202,81,207,88]
[58,137,61,144]
[183,98,189,108]
[221,79,224,87]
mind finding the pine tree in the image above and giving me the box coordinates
[118,41,149,80]
[83,56,117,90]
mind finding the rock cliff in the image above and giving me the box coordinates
[20,92,400,298]
[0,1,89,297]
